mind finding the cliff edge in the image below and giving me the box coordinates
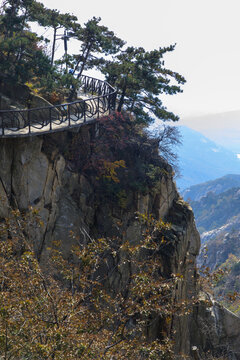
[0,118,239,359]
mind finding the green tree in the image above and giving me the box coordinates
[71,17,125,77]
[30,5,79,66]
[102,45,186,125]
[0,0,52,83]
[0,0,82,98]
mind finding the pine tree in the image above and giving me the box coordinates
[101,45,186,125]
[0,0,52,83]
[71,17,125,77]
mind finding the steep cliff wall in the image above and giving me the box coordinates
[0,125,239,358]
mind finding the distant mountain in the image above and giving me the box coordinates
[199,228,240,271]
[182,174,240,201]
[200,214,240,244]
[183,175,240,239]
[190,187,240,234]
[180,110,240,153]
[192,180,240,316]
[175,126,240,190]
[184,157,240,316]
[198,228,240,316]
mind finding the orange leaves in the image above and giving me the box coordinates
[0,208,190,359]
[101,160,126,183]
[136,212,171,231]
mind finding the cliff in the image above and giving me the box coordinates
[0,120,240,358]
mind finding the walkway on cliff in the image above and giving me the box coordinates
[0,75,116,138]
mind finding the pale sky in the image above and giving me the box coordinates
[38,0,240,123]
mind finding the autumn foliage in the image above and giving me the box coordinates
[0,207,193,359]
[67,112,174,197]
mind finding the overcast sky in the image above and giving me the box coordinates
[39,0,240,123]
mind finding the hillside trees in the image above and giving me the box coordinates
[0,0,184,124]
[0,0,53,83]
[0,207,190,359]
[0,0,77,86]
[67,16,125,100]
[71,17,125,77]
[0,2,125,100]
[66,112,181,193]
[101,45,185,125]
[29,5,79,66]
[0,1,78,99]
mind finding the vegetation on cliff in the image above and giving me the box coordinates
[66,112,180,196]
[0,116,194,359]
[0,208,181,359]
[0,2,202,359]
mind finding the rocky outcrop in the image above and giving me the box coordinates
[0,79,55,111]
[199,226,240,272]
[0,125,240,358]
[190,293,240,359]
[0,79,59,128]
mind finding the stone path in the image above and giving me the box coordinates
[0,99,108,138]
[0,76,115,138]
[0,114,85,137]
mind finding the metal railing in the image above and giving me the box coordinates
[0,75,116,138]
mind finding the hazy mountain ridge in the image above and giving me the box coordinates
[181,110,240,152]
[182,174,240,201]
[201,214,240,243]
[191,175,240,317]
[175,126,240,190]
[190,187,240,234]
[199,228,240,316]
[190,175,240,264]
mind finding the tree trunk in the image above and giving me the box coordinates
[72,45,86,76]
[51,27,57,66]
[69,44,92,101]
[117,85,127,112]
[76,44,92,78]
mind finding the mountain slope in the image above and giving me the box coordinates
[190,187,240,233]
[175,126,240,190]
[199,228,240,316]
[182,174,240,201]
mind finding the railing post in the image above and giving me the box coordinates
[108,94,111,115]
[191,346,201,360]
[83,101,86,123]
[28,109,31,134]
[1,116,4,136]
[49,107,52,131]
[68,105,71,126]
[113,93,117,111]
[97,96,100,119]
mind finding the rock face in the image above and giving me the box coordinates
[0,125,240,358]
[0,80,58,128]
[191,294,240,360]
